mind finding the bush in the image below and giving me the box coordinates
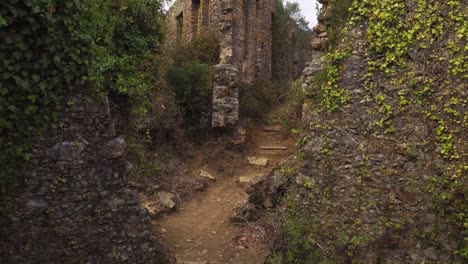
[271,81,305,129]
[168,29,220,66]
[124,134,161,179]
[166,61,213,128]
[240,80,290,120]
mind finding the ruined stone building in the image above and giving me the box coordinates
[167,0,310,127]
[167,0,276,82]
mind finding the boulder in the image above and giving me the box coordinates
[102,137,127,159]
[47,141,85,161]
[158,191,176,210]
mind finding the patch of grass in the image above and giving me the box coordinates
[124,134,161,179]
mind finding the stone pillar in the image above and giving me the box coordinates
[201,0,210,28]
[255,0,273,80]
[212,64,240,127]
[244,0,257,82]
[212,0,240,127]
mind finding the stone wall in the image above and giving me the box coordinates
[167,0,278,127]
[288,0,467,262]
[0,91,172,263]
[167,0,275,82]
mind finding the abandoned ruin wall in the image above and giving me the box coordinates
[167,0,313,127]
[167,0,275,82]
[0,91,172,263]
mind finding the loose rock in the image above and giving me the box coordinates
[200,169,216,181]
[247,157,269,166]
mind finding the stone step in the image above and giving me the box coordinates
[257,150,288,155]
[262,125,282,132]
[258,146,287,150]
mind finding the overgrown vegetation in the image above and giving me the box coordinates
[244,0,309,124]
[166,61,212,128]
[240,80,289,120]
[309,0,353,112]
[0,0,164,192]
[164,30,219,132]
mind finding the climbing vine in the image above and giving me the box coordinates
[294,0,468,261]
[0,0,164,191]
[319,48,351,112]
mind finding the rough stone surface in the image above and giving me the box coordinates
[237,174,267,188]
[0,93,172,264]
[283,0,467,262]
[212,64,240,127]
[200,169,216,180]
[158,191,177,211]
[101,137,127,159]
[47,141,85,161]
[247,157,269,166]
[167,0,276,82]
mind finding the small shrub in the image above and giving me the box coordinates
[166,61,213,128]
[271,81,305,129]
[240,80,290,119]
[168,29,220,66]
[284,218,325,263]
[124,134,161,179]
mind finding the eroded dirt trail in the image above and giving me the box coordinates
[158,125,294,264]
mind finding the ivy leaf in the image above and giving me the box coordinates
[0,16,7,28]
[32,74,40,83]
[8,105,16,113]
[27,94,38,103]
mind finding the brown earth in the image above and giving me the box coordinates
[157,125,294,264]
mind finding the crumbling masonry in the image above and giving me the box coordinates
[167,0,277,127]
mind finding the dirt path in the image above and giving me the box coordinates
[158,125,294,264]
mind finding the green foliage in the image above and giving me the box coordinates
[436,120,459,160]
[318,48,351,112]
[426,163,467,260]
[271,81,305,129]
[240,80,289,120]
[0,0,91,191]
[0,0,164,191]
[288,0,467,261]
[86,0,164,117]
[304,1,353,113]
[447,0,468,77]
[166,61,212,128]
[282,217,331,263]
[168,29,220,66]
[163,30,219,132]
[124,133,161,179]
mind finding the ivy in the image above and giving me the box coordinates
[0,0,164,192]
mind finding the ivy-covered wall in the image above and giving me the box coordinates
[273,0,467,262]
[0,0,164,191]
